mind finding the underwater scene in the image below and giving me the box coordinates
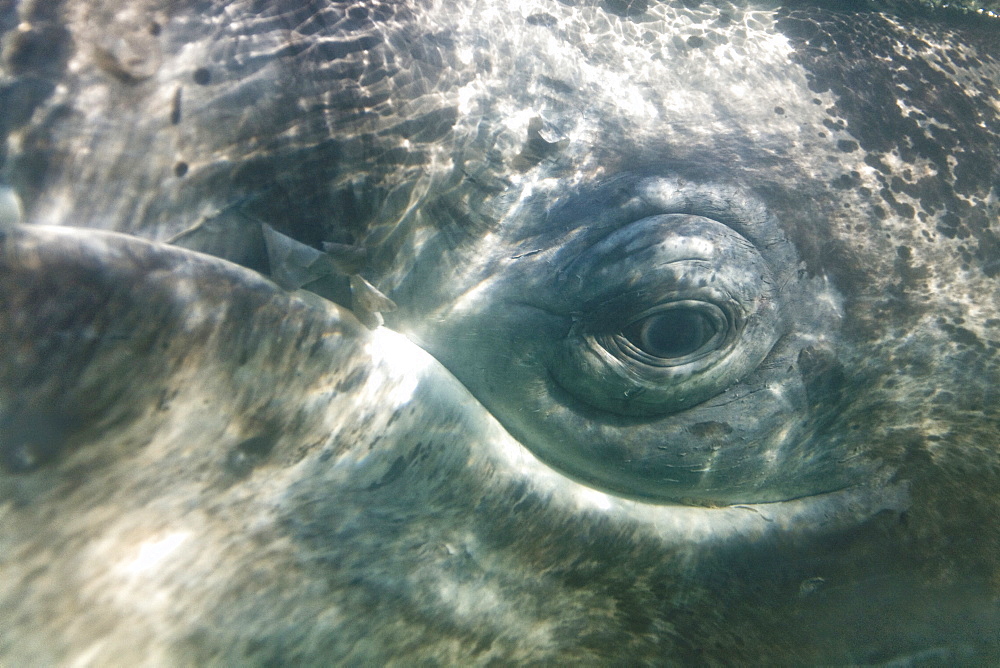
[1,0,999,663]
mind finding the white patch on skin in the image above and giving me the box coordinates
[444,272,499,318]
[502,109,539,137]
[66,642,108,668]
[367,327,431,408]
[88,526,200,615]
[896,97,955,135]
[729,83,749,99]
[572,486,614,512]
[456,45,475,66]
[881,149,937,180]
[431,572,555,644]
[170,276,213,332]
[456,81,480,115]
[812,277,846,324]
[120,531,190,576]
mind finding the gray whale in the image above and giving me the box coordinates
[1,0,999,663]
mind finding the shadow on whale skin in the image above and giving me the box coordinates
[1,0,1000,663]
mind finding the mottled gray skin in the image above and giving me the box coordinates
[2,0,1000,664]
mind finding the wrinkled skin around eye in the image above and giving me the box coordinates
[396,187,853,504]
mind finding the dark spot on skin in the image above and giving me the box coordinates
[540,75,575,95]
[832,173,859,189]
[225,434,278,477]
[170,87,182,125]
[334,365,369,393]
[174,162,189,177]
[5,23,72,77]
[864,153,891,173]
[774,106,785,115]
[192,67,211,85]
[366,456,407,491]
[92,40,160,84]
[879,187,916,219]
[938,322,984,349]
[688,421,733,439]
[471,634,496,657]
[384,405,406,430]
[686,35,704,48]
[975,229,1000,278]
[938,211,961,238]
[879,246,931,322]
[513,117,567,171]
[527,12,558,27]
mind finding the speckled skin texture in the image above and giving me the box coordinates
[1,0,1000,664]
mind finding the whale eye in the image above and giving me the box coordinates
[620,303,723,361]
[404,178,848,503]
[550,213,782,418]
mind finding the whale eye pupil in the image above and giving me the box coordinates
[625,309,716,358]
